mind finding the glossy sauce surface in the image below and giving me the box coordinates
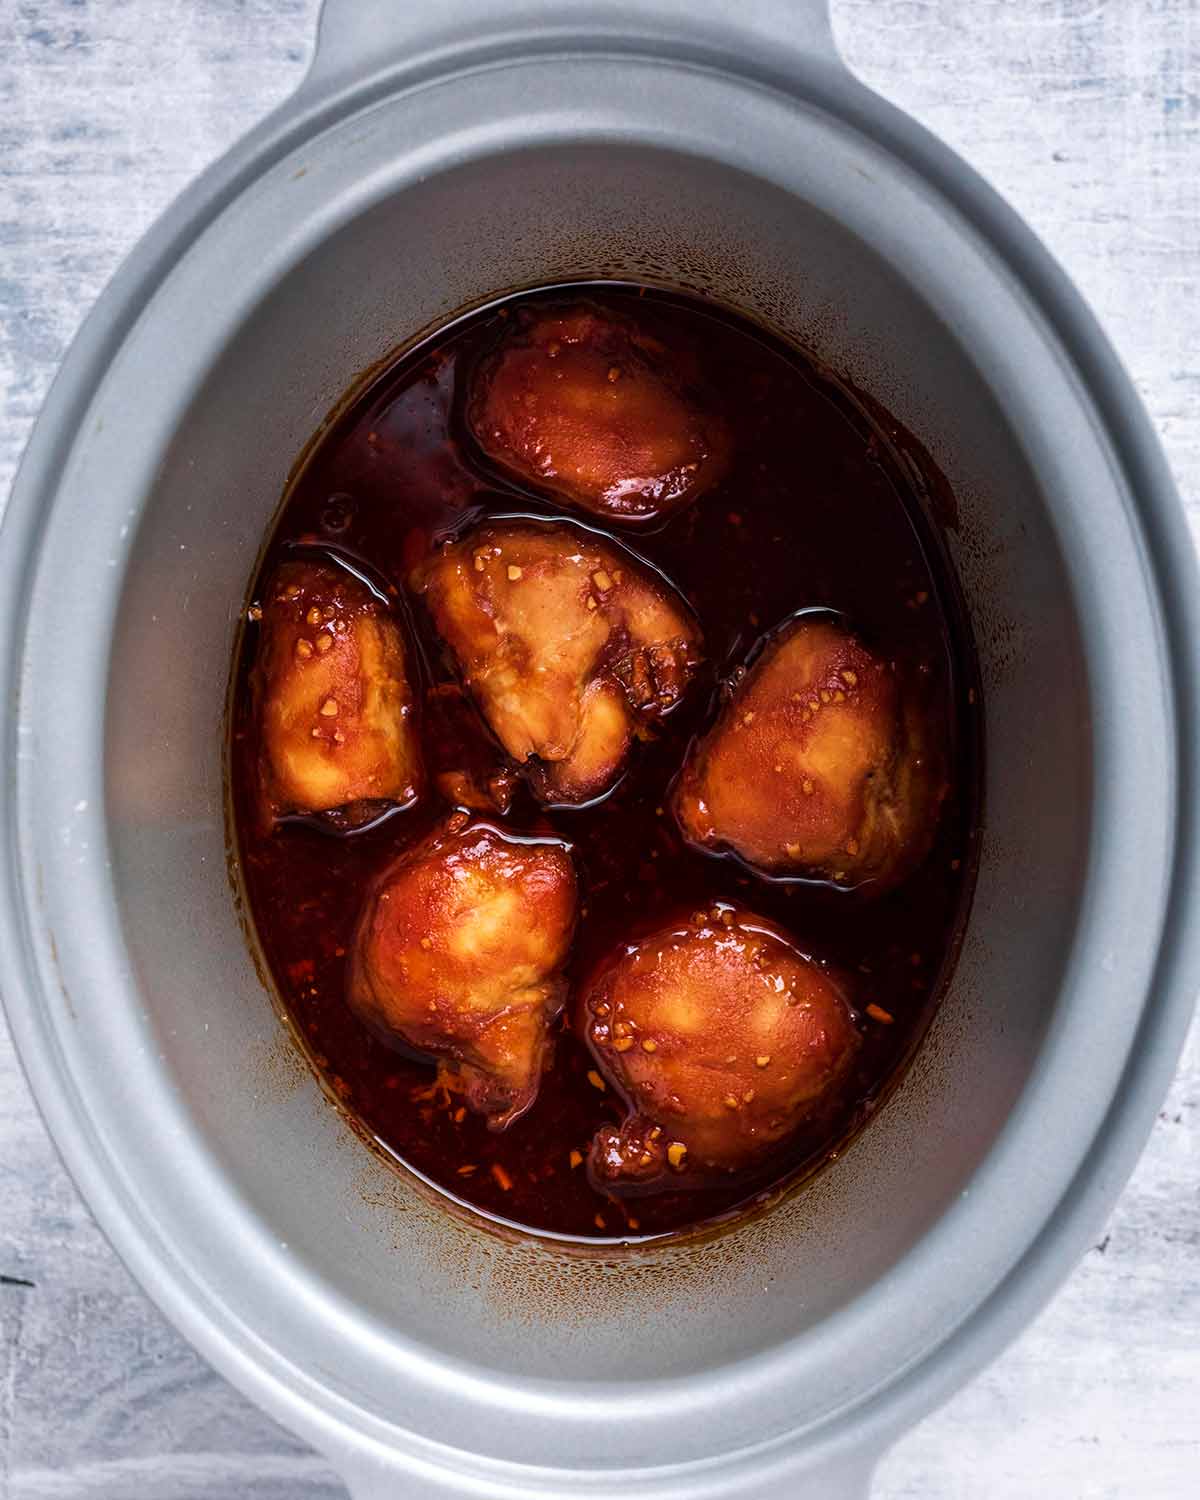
[231,285,980,1242]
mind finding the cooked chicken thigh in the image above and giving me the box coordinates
[581,906,858,1190]
[674,615,945,889]
[467,303,731,524]
[348,814,577,1129]
[254,560,421,822]
[413,520,702,804]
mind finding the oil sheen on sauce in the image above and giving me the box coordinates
[230,284,981,1244]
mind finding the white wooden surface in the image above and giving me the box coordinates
[1,2,1197,1496]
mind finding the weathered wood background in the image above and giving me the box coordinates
[1,2,1197,1495]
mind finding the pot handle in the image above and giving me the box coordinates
[308,0,841,89]
[336,1447,880,1499]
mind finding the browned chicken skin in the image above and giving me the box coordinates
[348,814,577,1129]
[467,304,731,524]
[254,560,421,822]
[581,906,859,1191]
[412,520,702,805]
[674,616,945,889]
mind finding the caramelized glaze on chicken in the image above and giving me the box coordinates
[581,906,858,1190]
[235,283,976,1241]
[254,560,420,822]
[413,520,702,804]
[467,304,731,523]
[674,615,945,889]
[348,814,577,1129]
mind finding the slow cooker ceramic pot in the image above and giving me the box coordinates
[2,3,1197,1496]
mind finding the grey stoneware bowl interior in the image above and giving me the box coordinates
[2,3,1197,1498]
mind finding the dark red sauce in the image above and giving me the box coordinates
[230,284,981,1243]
